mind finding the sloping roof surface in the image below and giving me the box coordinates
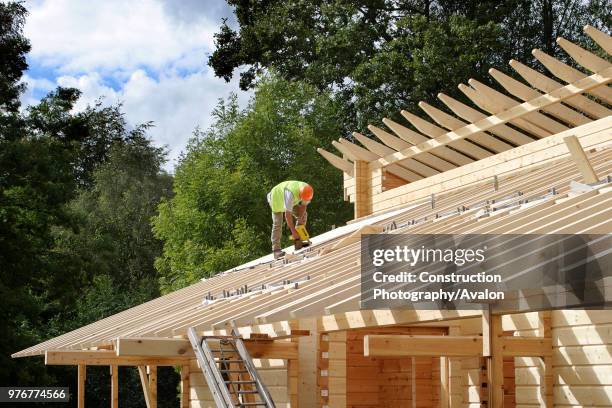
[13,141,612,358]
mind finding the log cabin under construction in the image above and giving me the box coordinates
[12,25,612,408]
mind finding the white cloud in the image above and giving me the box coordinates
[22,0,251,172]
[25,0,218,74]
[20,73,55,106]
[34,69,251,171]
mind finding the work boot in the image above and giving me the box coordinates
[273,250,285,259]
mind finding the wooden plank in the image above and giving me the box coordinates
[382,117,473,166]
[418,101,513,153]
[46,350,189,366]
[486,315,503,408]
[500,337,552,357]
[298,318,318,407]
[438,92,534,146]
[489,67,592,126]
[563,135,599,183]
[115,337,298,359]
[148,366,157,408]
[533,49,612,104]
[138,366,152,408]
[459,82,551,138]
[110,365,118,408]
[470,78,570,135]
[320,225,383,255]
[554,385,612,406]
[354,160,371,218]
[585,24,612,54]
[353,132,395,156]
[553,345,612,366]
[374,66,612,169]
[401,109,492,159]
[369,124,457,172]
[317,148,354,176]
[180,365,189,408]
[364,335,482,357]
[355,132,440,177]
[335,139,420,182]
[510,58,612,119]
[78,364,86,408]
[440,356,449,408]
[320,309,482,332]
[557,37,611,73]
[371,116,611,211]
[368,124,412,150]
[117,337,192,357]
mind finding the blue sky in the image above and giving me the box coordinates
[21,0,251,171]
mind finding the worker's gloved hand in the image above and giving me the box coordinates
[294,239,303,250]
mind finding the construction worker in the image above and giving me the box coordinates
[267,180,314,259]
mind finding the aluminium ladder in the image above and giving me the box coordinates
[187,326,276,408]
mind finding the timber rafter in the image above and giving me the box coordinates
[318,26,612,213]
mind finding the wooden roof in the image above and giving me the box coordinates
[12,25,612,359]
[318,25,612,211]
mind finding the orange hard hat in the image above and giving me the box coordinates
[300,184,314,203]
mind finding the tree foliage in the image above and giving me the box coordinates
[210,0,610,129]
[153,76,352,292]
[0,4,176,404]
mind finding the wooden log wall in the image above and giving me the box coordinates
[551,310,612,407]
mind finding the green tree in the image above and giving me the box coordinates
[0,1,30,113]
[46,125,176,408]
[209,0,610,130]
[154,75,352,292]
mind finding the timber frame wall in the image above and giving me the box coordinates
[12,25,612,408]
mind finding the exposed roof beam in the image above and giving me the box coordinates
[368,125,412,151]
[116,337,298,359]
[383,118,473,166]
[45,350,189,366]
[352,132,394,156]
[557,37,611,73]
[400,109,492,159]
[468,79,569,135]
[370,124,458,171]
[533,49,612,104]
[333,139,421,182]
[333,139,377,161]
[373,67,612,169]
[489,67,591,126]
[510,59,612,119]
[458,82,552,138]
[584,24,612,54]
[437,93,534,145]
[353,132,439,177]
[317,148,354,175]
[318,309,482,332]
[418,101,513,153]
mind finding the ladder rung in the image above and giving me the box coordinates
[216,359,244,363]
[235,390,259,394]
[236,403,267,406]
[225,380,256,384]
